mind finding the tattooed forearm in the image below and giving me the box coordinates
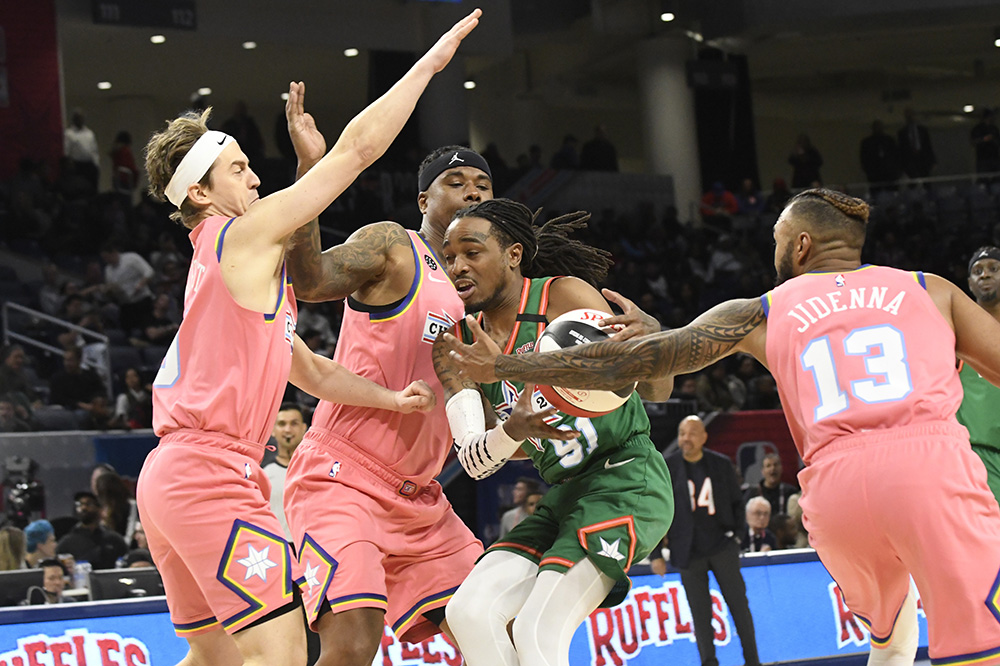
[433,328,479,401]
[494,298,765,388]
[287,221,409,301]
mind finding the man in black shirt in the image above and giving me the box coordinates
[56,491,127,570]
[744,452,799,515]
[650,415,760,666]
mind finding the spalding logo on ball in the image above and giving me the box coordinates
[535,308,637,418]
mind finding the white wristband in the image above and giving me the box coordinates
[446,389,522,479]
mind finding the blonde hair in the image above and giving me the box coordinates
[0,526,26,571]
[144,107,214,228]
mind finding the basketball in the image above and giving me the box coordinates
[535,308,637,418]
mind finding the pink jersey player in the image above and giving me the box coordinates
[285,229,483,642]
[763,264,1000,662]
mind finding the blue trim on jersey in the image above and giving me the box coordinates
[215,217,237,262]
[263,263,287,323]
[915,271,927,290]
[760,292,771,317]
[370,233,422,321]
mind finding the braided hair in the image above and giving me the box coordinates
[786,188,869,248]
[454,198,613,287]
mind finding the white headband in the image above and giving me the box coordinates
[165,131,235,207]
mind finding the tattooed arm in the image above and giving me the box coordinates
[287,221,411,302]
[445,297,768,388]
[432,325,494,425]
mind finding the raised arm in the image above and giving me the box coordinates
[231,9,481,249]
[445,297,767,388]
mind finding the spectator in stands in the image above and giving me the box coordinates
[264,403,308,542]
[650,416,761,666]
[523,488,545,517]
[149,231,187,274]
[671,374,700,401]
[695,360,741,412]
[764,177,792,214]
[296,301,339,356]
[736,178,765,217]
[745,374,782,410]
[24,520,56,568]
[0,394,32,432]
[221,100,265,166]
[63,109,99,194]
[110,367,152,430]
[38,559,67,604]
[550,134,579,170]
[898,108,935,179]
[859,120,900,194]
[971,108,1000,178]
[498,477,541,539]
[133,293,179,347]
[745,453,799,515]
[109,130,139,200]
[38,262,66,317]
[700,182,739,228]
[131,522,148,551]
[788,133,823,188]
[56,491,128,570]
[0,345,41,418]
[94,472,139,544]
[580,124,619,171]
[47,347,106,420]
[121,548,154,569]
[0,526,26,570]
[742,496,777,553]
[99,241,155,333]
[786,494,810,548]
[770,513,799,550]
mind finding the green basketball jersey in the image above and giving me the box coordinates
[957,361,1000,450]
[462,277,652,485]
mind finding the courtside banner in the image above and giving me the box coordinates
[0,552,927,665]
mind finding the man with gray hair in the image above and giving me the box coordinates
[742,496,776,553]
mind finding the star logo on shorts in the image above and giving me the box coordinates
[598,537,626,562]
[237,544,277,581]
[302,560,321,589]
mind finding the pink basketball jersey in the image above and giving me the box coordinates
[311,230,463,487]
[763,265,962,463]
[152,216,297,451]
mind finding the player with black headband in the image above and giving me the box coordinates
[280,99,541,659]
[431,198,673,666]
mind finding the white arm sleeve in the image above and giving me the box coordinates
[446,389,524,480]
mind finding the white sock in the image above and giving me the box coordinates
[511,558,615,666]
[446,551,538,666]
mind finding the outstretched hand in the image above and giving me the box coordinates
[420,9,482,74]
[600,288,661,341]
[504,385,580,443]
[394,380,437,413]
[443,315,501,383]
[286,81,327,168]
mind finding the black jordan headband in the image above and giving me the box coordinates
[969,246,1000,273]
[418,150,492,192]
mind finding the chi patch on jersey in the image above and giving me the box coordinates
[284,312,296,354]
[217,520,295,630]
[422,310,457,344]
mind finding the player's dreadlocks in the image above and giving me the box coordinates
[454,198,613,287]
[786,188,870,248]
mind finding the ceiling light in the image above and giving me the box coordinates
[198,87,212,96]
[242,41,257,50]
[995,38,1000,47]
[150,35,165,44]
[463,80,476,90]
[660,12,675,22]
[97,81,112,90]
[281,92,289,101]
[344,48,359,57]
[965,104,975,113]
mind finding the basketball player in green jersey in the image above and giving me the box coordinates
[958,246,1000,502]
[432,198,673,666]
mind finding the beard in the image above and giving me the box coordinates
[775,245,795,285]
[464,283,507,315]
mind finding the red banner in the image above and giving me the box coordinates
[0,0,63,180]
[703,410,802,486]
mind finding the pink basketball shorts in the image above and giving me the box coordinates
[284,427,483,643]
[137,430,301,637]
[798,421,1000,663]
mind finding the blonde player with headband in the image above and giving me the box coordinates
[135,10,481,666]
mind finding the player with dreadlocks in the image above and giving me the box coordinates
[431,198,673,666]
